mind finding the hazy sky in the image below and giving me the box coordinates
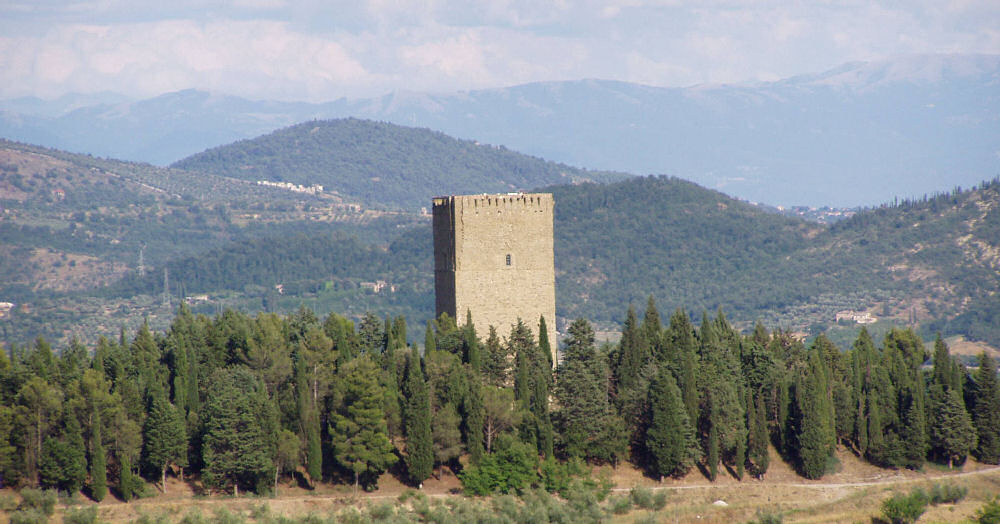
[2,1,998,101]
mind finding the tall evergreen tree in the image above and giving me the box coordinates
[646,368,699,479]
[403,349,433,485]
[464,378,486,464]
[464,311,482,371]
[482,326,511,387]
[553,318,625,463]
[931,389,978,468]
[331,356,397,491]
[142,394,187,493]
[972,353,1000,464]
[202,367,275,495]
[538,316,553,369]
[746,394,769,478]
[425,320,437,354]
[89,406,108,501]
[795,347,835,479]
[511,320,553,457]
[666,308,699,424]
[614,305,648,395]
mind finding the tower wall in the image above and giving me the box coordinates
[433,193,556,359]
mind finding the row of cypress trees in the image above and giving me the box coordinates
[1,298,998,500]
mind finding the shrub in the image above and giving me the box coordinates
[977,496,1000,524]
[0,493,19,511]
[17,488,57,516]
[881,488,929,524]
[928,483,967,505]
[367,501,395,521]
[608,495,632,515]
[459,437,537,495]
[7,509,48,524]
[179,509,208,524]
[63,506,99,524]
[747,509,784,524]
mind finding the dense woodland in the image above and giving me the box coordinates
[2,299,999,504]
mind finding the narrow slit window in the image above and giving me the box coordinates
[506,254,512,266]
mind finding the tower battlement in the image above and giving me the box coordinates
[433,193,556,359]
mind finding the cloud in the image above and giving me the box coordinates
[0,19,372,100]
[1,0,998,100]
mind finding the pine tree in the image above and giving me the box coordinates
[432,403,463,478]
[931,389,978,468]
[646,368,698,478]
[143,394,187,493]
[553,318,625,463]
[973,353,1000,464]
[482,326,510,387]
[332,356,397,491]
[403,349,433,485]
[202,367,274,495]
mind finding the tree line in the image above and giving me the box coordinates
[1,298,999,500]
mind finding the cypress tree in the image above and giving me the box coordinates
[425,320,437,354]
[465,379,485,464]
[646,368,698,478]
[90,407,108,501]
[707,417,719,481]
[973,353,1000,464]
[295,353,322,484]
[796,348,835,479]
[403,349,433,485]
[615,305,648,395]
[538,316,552,369]
[747,395,769,478]
[642,296,663,361]
[465,311,482,371]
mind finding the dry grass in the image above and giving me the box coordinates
[6,446,991,524]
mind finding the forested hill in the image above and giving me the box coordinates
[171,118,629,211]
[108,174,1000,349]
[550,176,1000,345]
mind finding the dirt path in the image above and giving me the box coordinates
[606,464,1000,492]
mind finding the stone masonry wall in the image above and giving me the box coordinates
[433,193,556,361]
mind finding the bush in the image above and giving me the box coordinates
[629,486,655,510]
[0,493,19,511]
[459,437,537,495]
[977,496,1000,524]
[63,506,99,524]
[881,488,929,524]
[608,495,632,515]
[928,483,967,505]
[747,509,784,524]
[7,509,48,524]
[18,488,57,515]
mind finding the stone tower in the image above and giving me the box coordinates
[433,193,556,361]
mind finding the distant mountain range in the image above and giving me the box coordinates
[2,54,997,207]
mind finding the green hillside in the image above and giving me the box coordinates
[2,134,999,351]
[171,118,629,211]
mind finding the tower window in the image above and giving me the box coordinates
[506,254,512,266]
